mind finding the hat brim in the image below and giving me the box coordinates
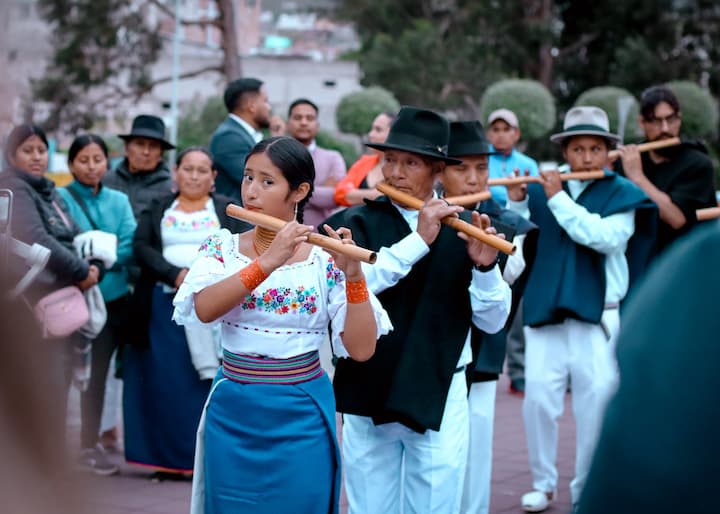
[119,131,175,150]
[366,142,462,165]
[550,130,620,144]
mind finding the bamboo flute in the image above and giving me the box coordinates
[696,206,720,221]
[376,183,516,255]
[487,170,606,187]
[443,191,492,206]
[225,205,377,264]
[607,137,681,160]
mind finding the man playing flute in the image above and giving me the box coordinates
[437,120,538,514]
[614,85,717,255]
[505,106,657,513]
[321,106,511,514]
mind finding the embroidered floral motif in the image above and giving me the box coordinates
[199,234,224,263]
[326,257,344,287]
[241,285,319,315]
[163,213,220,231]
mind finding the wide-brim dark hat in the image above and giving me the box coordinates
[118,114,175,150]
[448,121,496,158]
[366,106,461,165]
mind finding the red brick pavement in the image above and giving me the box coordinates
[72,374,576,513]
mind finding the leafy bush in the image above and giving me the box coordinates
[176,96,226,150]
[574,86,643,142]
[336,86,400,136]
[665,81,719,139]
[316,130,359,168]
[479,79,556,139]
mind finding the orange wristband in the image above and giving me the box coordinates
[239,259,268,291]
[346,278,369,304]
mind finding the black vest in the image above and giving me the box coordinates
[323,197,477,433]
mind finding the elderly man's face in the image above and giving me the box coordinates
[382,149,438,202]
[126,137,163,173]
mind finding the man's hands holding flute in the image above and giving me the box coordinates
[417,198,503,268]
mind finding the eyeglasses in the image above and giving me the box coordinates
[644,113,681,127]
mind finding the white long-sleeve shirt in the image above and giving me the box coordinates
[507,179,635,304]
[360,201,512,366]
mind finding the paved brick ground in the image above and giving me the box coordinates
[68,373,575,514]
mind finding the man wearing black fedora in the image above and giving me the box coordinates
[105,114,175,220]
[439,120,539,514]
[504,106,657,513]
[322,107,511,514]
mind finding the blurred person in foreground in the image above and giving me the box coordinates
[123,147,249,478]
[578,220,720,514]
[438,120,538,514]
[614,85,716,255]
[505,107,656,513]
[286,98,347,228]
[0,268,89,514]
[334,111,396,207]
[210,78,271,203]
[57,134,136,476]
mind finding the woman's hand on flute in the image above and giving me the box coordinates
[417,199,463,246]
[258,220,313,271]
[459,212,503,267]
[506,168,529,202]
[321,225,364,280]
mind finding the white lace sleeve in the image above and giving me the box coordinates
[324,256,393,359]
[173,229,233,327]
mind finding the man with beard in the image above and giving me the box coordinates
[210,77,272,203]
[614,85,717,255]
[286,98,347,229]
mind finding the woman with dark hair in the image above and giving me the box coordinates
[333,111,396,207]
[0,124,99,445]
[123,146,250,478]
[56,133,136,475]
[173,136,391,514]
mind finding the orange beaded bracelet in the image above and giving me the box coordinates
[239,259,269,291]
[346,278,369,304]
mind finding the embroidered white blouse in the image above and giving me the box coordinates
[173,229,392,359]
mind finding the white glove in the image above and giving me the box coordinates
[73,230,118,269]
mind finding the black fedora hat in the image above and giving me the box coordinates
[366,106,461,165]
[118,115,175,150]
[448,121,496,158]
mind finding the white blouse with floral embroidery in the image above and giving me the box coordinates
[173,228,392,359]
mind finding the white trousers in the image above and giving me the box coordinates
[343,370,469,514]
[522,310,620,504]
[460,380,497,514]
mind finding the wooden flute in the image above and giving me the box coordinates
[225,205,378,264]
[487,170,606,187]
[697,206,720,221]
[376,183,516,255]
[607,137,681,160]
[443,191,492,206]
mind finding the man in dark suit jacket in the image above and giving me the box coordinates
[209,77,272,202]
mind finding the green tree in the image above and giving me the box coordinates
[336,87,400,136]
[33,0,241,133]
[665,81,719,139]
[176,96,226,150]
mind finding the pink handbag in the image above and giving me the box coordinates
[33,286,89,339]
